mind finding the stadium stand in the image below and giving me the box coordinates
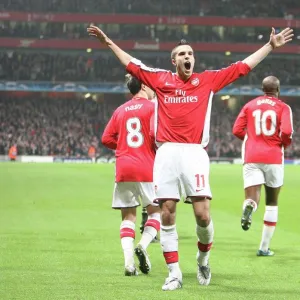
[0,96,299,158]
[0,51,300,85]
[1,0,299,17]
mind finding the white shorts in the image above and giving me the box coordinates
[243,163,284,189]
[154,143,212,203]
[112,182,158,209]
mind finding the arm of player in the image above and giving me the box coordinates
[87,25,133,68]
[232,107,247,140]
[87,25,160,90]
[208,28,293,93]
[243,27,293,69]
[280,105,294,148]
[101,115,118,150]
[149,113,157,152]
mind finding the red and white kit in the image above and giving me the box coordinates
[102,97,157,208]
[127,58,251,200]
[233,95,293,188]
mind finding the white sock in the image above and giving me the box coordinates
[139,213,160,250]
[120,220,135,267]
[243,199,258,212]
[259,206,278,251]
[160,224,181,279]
[196,220,214,266]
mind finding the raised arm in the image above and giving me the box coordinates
[87,25,163,90]
[243,27,293,69]
[87,25,133,67]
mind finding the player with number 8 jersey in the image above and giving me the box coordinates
[102,75,161,277]
[102,92,155,183]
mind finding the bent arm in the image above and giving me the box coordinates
[280,105,293,148]
[233,108,247,140]
[102,115,118,150]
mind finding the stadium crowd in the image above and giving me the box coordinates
[1,0,299,17]
[0,96,113,157]
[1,51,300,86]
[1,21,289,45]
[0,96,299,159]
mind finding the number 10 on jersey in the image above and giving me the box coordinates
[253,109,277,136]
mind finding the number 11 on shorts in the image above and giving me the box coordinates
[195,174,205,191]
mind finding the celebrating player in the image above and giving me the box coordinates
[102,74,160,276]
[88,25,293,290]
[232,76,293,256]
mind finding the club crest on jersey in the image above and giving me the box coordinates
[191,78,199,86]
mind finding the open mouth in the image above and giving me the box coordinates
[184,61,191,70]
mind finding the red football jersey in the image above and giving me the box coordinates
[126,58,251,146]
[233,95,293,164]
[102,97,155,182]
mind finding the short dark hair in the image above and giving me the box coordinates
[171,39,190,60]
[125,74,142,95]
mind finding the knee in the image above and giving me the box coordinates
[161,208,175,226]
[195,211,211,227]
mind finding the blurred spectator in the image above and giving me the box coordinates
[0,95,299,158]
[0,51,299,85]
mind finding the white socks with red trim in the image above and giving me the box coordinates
[139,213,160,249]
[196,220,214,266]
[120,220,135,267]
[259,206,278,251]
[160,224,181,278]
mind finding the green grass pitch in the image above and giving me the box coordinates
[0,163,299,300]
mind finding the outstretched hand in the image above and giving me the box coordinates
[269,27,293,49]
[87,25,111,45]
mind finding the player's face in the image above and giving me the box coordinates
[172,45,195,80]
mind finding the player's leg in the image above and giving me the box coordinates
[134,183,161,274]
[112,182,139,275]
[191,198,214,286]
[257,164,283,256]
[241,164,264,231]
[140,207,148,234]
[135,205,160,274]
[120,207,138,275]
[153,143,182,291]
[160,199,182,291]
[181,145,213,286]
[241,184,262,230]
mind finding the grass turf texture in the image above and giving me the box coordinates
[0,163,299,300]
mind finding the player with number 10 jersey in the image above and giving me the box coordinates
[233,93,293,165]
[233,76,293,257]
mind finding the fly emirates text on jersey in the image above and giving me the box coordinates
[164,89,198,104]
